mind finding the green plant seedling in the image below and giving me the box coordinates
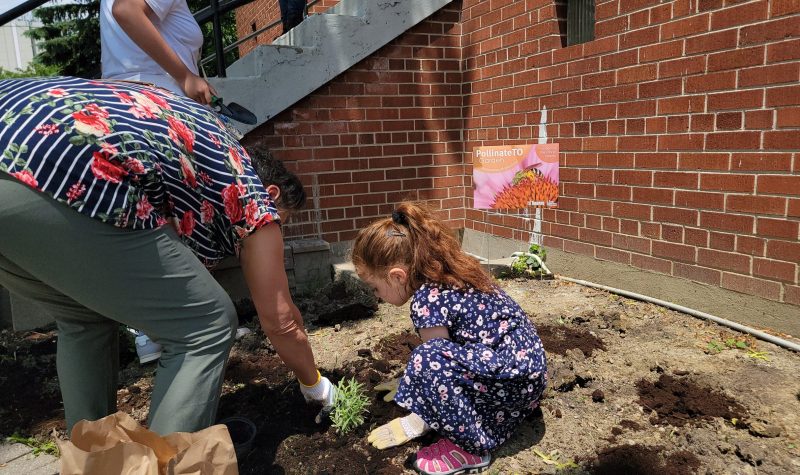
[5,434,59,457]
[533,448,579,470]
[330,377,370,435]
[706,340,725,354]
[746,350,770,361]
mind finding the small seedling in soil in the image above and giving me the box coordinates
[6,434,59,456]
[330,377,370,435]
[533,448,579,470]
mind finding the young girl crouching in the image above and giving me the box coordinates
[352,202,547,475]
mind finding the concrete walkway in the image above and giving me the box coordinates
[0,442,58,474]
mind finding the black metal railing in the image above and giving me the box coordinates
[200,0,321,74]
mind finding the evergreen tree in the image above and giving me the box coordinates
[26,0,100,77]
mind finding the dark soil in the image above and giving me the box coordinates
[218,332,421,474]
[537,324,606,357]
[586,444,701,475]
[374,330,422,363]
[636,374,748,428]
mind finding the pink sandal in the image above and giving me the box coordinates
[413,438,491,475]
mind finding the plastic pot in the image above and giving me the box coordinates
[220,416,257,460]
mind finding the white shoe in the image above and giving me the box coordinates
[133,331,162,364]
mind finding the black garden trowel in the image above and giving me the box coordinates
[211,96,257,125]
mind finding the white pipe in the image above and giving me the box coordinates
[559,276,800,353]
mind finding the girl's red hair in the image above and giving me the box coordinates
[352,202,494,293]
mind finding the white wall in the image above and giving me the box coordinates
[0,17,40,71]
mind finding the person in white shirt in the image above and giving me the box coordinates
[100,0,216,104]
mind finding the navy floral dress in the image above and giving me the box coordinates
[394,282,547,453]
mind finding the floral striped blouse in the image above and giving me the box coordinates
[0,76,279,267]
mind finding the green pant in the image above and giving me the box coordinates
[0,175,237,434]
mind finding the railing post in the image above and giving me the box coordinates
[210,0,226,77]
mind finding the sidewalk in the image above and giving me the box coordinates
[0,442,58,474]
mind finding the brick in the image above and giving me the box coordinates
[620,219,641,236]
[652,206,698,226]
[726,195,787,216]
[685,71,736,93]
[706,132,761,150]
[674,262,721,285]
[777,107,800,128]
[716,112,742,130]
[766,85,800,107]
[737,235,766,256]
[635,152,679,168]
[698,248,751,274]
[662,224,683,243]
[579,228,613,247]
[764,131,800,150]
[739,64,800,87]
[640,40,683,63]
[639,78,683,97]
[613,234,651,254]
[740,16,800,46]
[685,29,738,54]
[614,202,652,220]
[647,116,668,134]
[730,153,793,172]
[615,170,653,186]
[631,254,673,274]
[700,211,754,233]
[745,110,774,129]
[771,0,800,17]
[661,14,710,40]
[679,153,729,170]
[657,95,705,114]
[675,191,725,210]
[758,217,799,241]
[700,173,755,192]
[564,240,595,257]
[757,176,800,196]
[633,187,674,205]
[641,222,660,239]
[721,273,782,301]
[654,172,697,189]
[710,231,735,251]
[786,285,800,305]
[685,227,710,247]
[707,46,765,72]
[768,39,800,63]
[710,1,768,30]
[707,90,763,111]
[790,199,800,218]
[653,241,696,263]
[658,57,706,79]
[596,184,632,200]
[766,239,800,261]
[595,246,632,265]
[753,258,797,283]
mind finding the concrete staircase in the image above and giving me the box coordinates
[208,0,454,134]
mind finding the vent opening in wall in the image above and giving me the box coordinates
[558,0,595,47]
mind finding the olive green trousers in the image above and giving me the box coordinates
[0,174,237,435]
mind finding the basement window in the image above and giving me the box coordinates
[556,0,595,47]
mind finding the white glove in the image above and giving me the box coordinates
[299,371,337,423]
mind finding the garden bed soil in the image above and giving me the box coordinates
[1,277,799,474]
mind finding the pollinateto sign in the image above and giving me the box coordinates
[472,143,560,210]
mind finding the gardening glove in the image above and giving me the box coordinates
[298,370,337,424]
[367,413,429,450]
[374,377,400,402]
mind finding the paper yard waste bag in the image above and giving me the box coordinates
[56,411,238,475]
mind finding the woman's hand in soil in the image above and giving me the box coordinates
[298,372,336,423]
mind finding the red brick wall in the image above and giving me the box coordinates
[239,0,800,308]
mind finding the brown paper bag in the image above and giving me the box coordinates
[56,411,238,475]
